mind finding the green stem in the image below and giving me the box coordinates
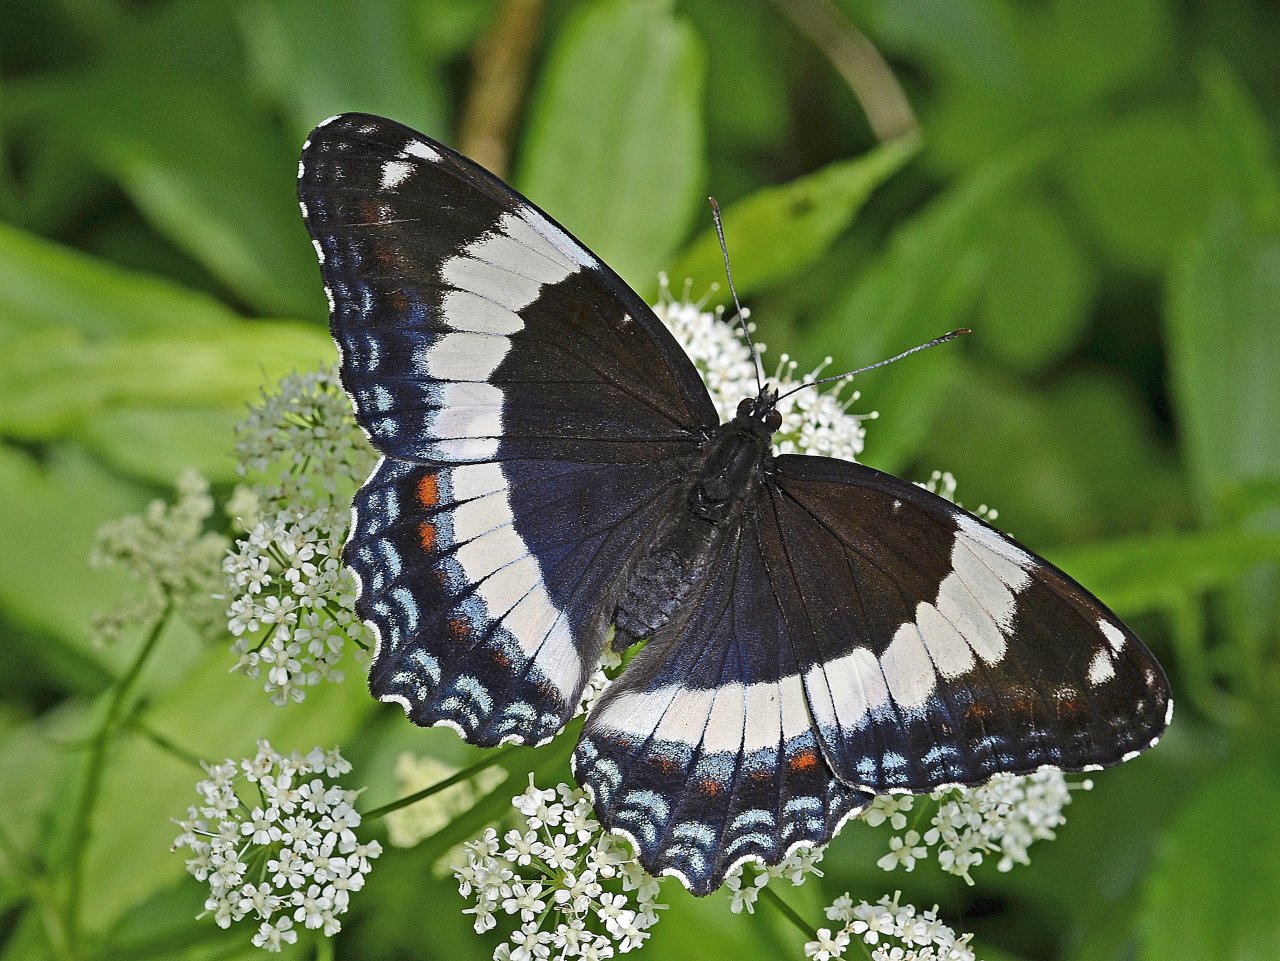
[757,885,816,939]
[126,719,206,770]
[363,746,519,821]
[64,600,172,955]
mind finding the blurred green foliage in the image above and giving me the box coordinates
[2,1,1279,959]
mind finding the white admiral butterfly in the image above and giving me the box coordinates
[298,114,1171,895]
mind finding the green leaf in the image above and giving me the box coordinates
[668,134,919,305]
[0,222,234,339]
[0,446,142,674]
[807,146,1040,473]
[1038,0,1173,104]
[974,198,1097,374]
[31,71,323,318]
[1166,202,1280,516]
[1053,528,1280,616]
[1196,56,1280,228]
[0,322,332,439]
[76,408,242,486]
[517,0,706,289]
[240,0,447,147]
[1140,763,1280,961]
[922,366,1184,548]
[1059,107,1211,271]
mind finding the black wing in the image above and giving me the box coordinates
[759,454,1172,792]
[299,113,718,744]
[575,509,872,895]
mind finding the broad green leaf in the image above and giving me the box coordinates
[78,646,375,934]
[0,223,234,338]
[76,408,242,486]
[1196,56,1280,227]
[240,0,447,147]
[1166,202,1280,515]
[807,147,1039,473]
[922,366,1184,548]
[518,0,706,289]
[1040,0,1173,105]
[1140,763,1280,961]
[0,322,332,438]
[1059,107,1211,271]
[974,198,1096,374]
[1054,528,1280,616]
[32,71,323,319]
[668,134,919,305]
[0,445,143,676]
[684,0,790,150]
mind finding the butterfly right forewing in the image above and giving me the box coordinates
[759,454,1171,793]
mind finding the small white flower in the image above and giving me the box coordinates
[877,830,927,872]
[862,793,915,830]
[726,869,768,914]
[251,916,298,953]
[805,927,851,960]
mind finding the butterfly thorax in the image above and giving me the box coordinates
[612,395,779,650]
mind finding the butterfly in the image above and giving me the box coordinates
[298,113,1171,895]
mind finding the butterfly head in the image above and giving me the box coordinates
[734,388,782,436]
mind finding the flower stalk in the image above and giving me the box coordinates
[66,599,173,954]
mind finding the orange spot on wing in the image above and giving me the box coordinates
[965,702,993,720]
[418,521,436,552]
[492,651,510,668]
[699,779,724,796]
[788,750,818,773]
[416,473,439,508]
[448,617,470,640]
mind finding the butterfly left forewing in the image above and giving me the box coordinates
[761,454,1171,793]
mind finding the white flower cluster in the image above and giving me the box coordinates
[89,468,228,644]
[722,844,828,915]
[653,279,871,462]
[172,739,381,953]
[862,769,1089,883]
[223,369,375,704]
[454,776,666,960]
[807,891,979,961]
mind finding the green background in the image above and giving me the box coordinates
[2,0,1279,959]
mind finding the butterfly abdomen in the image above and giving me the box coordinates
[614,416,772,647]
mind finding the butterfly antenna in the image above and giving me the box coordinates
[709,197,766,395]
[775,328,971,402]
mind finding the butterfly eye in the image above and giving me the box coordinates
[736,398,754,417]
[765,409,782,431]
